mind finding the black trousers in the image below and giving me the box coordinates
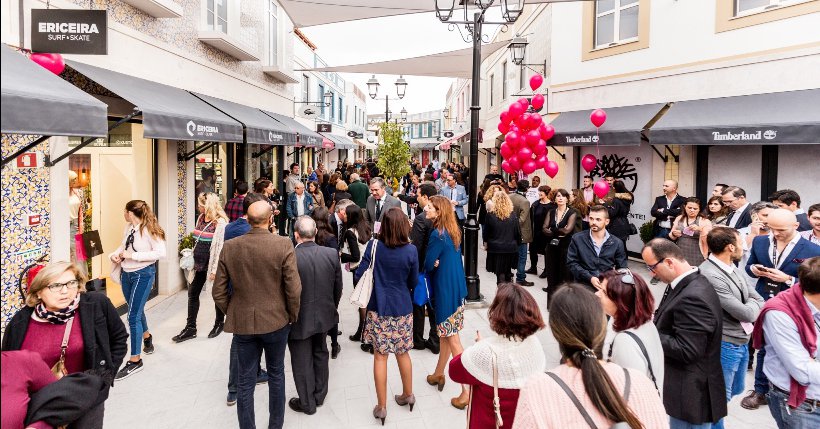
[529,241,545,271]
[288,333,330,413]
[544,238,572,306]
[413,303,439,345]
[186,270,225,329]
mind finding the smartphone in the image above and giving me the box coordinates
[754,264,770,272]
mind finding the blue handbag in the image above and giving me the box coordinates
[413,273,431,307]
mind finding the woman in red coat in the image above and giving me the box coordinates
[449,283,546,428]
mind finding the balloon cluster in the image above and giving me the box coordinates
[30,53,65,75]
[498,74,560,177]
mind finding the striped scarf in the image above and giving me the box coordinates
[35,295,80,324]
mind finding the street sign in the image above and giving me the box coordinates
[298,105,319,119]
[31,9,108,54]
[443,131,454,138]
[317,123,332,133]
[347,130,357,137]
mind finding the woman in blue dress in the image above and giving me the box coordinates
[423,195,470,409]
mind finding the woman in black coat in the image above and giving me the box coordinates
[606,180,634,244]
[528,185,554,278]
[482,191,521,284]
[541,189,579,303]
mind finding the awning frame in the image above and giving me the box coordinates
[47,109,142,166]
[180,141,218,162]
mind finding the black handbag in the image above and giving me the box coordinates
[628,223,638,236]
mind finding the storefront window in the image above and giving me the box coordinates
[194,142,228,215]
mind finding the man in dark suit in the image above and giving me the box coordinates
[287,217,343,415]
[404,183,440,354]
[329,199,353,245]
[740,209,820,410]
[566,205,628,293]
[213,201,302,429]
[365,177,401,232]
[770,189,812,232]
[642,238,727,428]
[650,179,686,238]
[722,186,752,229]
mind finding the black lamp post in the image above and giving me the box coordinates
[367,75,408,124]
[434,0,526,304]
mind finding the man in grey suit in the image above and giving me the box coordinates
[287,216,343,415]
[509,179,535,286]
[365,177,402,233]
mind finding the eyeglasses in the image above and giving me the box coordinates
[646,259,666,273]
[616,268,635,285]
[46,280,80,292]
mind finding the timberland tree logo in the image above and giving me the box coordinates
[186,120,219,137]
[711,130,777,141]
[590,153,639,193]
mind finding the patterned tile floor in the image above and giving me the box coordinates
[104,248,776,428]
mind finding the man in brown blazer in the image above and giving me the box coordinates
[213,201,301,429]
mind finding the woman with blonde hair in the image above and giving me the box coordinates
[2,262,128,426]
[483,184,507,214]
[173,192,229,343]
[484,191,521,284]
[110,200,167,379]
[423,196,470,409]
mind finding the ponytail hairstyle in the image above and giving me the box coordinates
[126,200,166,240]
[548,284,644,429]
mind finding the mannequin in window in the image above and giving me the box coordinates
[68,170,88,276]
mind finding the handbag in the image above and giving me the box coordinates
[628,223,639,236]
[179,216,213,275]
[546,367,631,429]
[81,230,103,258]
[350,240,377,308]
[466,350,503,429]
[51,318,75,379]
[413,273,431,307]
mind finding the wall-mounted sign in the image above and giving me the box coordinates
[31,9,108,55]
[15,152,42,169]
[298,105,319,119]
[26,213,42,227]
[317,123,332,133]
[347,131,357,138]
[443,131,454,138]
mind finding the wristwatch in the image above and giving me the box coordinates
[786,276,796,286]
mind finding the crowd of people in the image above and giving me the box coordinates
[3,155,820,429]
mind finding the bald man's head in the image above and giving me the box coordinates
[767,208,799,243]
[247,201,272,227]
[663,180,678,196]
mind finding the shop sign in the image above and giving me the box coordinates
[298,105,319,119]
[317,123,332,133]
[443,131,454,138]
[711,129,777,142]
[347,131,357,138]
[31,9,108,55]
[186,120,220,138]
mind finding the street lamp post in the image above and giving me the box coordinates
[435,0,526,304]
[367,74,408,124]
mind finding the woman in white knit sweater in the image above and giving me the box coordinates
[449,283,546,428]
[596,269,665,397]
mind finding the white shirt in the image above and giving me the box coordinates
[728,202,751,228]
[526,187,540,205]
[670,267,699,290]
[768,232,801,270]
[762,296,820,400]
[603,319,665,398]
[296,193,305,216]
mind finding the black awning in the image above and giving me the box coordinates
[261,111,323,148]
[652,89,820,145]
[547,103,666,147]
[192,93,297,145]
[322,133,356,150]
[66,60,243,142]
[1,45,107,137]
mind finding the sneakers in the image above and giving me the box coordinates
[227,392,237,406]
[143,334,155,355]
[172,327,197,343]
[115,359,143,381]
[208,322,224,339]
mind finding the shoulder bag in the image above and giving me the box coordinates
[180,216,213,277]
[350,240,377,308]
[546,367,631,429]
[51,318,75,379]
[413,273,431,307]
[466,349,503,428]
[607,331,659,393]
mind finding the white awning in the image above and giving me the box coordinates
[436,130,469,150]
[296,40,509,79]
[280,0,555,28]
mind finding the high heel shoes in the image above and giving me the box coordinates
[395,393,416,412]
[426,374,445,392]
[372,405,387,426]
[451,396,469,410]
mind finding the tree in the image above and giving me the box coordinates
[376,121,411,191]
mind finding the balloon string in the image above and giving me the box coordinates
[596,127,600,166]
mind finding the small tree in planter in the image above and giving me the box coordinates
[639,221,654,244]
[376,122,410,192]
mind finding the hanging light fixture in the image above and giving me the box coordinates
[435,0,456,22]
[443,107,450,119]
[395,75,408,99]
[508,36,528,66]
[502,0,526,23]
[366,75,380,99]
[400,107,408,122]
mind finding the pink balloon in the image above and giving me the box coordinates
[540,124,555,141]
[518,146,534,161]
[522,160,537,175]
[30,53,65,75]
[514,113,528,130]
[507,155,522,171]
[508,102,525,119]
[501,161,514,174]
[590,109,607,128]
[544,161,559,178]
[517,98,530,110]
[509,124,519,134]
[525,130,541,147]
[529,74,544,91]
[531,93,545,110]
[533,140,547,157]
[593,180,610,199]
[581,154,597,173]
[535,154,548,169]
[499,111,510,124]
[498,121,510,134]
[499,142,513,159]
[527,113,542,130]
[505,130,520,147]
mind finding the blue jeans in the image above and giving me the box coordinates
[235,325,291,429]
[714,341,749,429]
[768,386,820,429]
[516,243,528,282]
[228,336,266,394]
[656,227,672,239]
[755,346,770,394]
[669,416,712,429]
[120,265,155,357]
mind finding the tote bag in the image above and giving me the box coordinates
[350,240,377,308]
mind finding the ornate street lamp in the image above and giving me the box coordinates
[400,107,408,122]
[366,75,380,99]
[368,75,409,123]
[435,0,455,22]
[501,0,526,23]
[443,107,450,119]
[509,36,528,66]
[395,75,408,99]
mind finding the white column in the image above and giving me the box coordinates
[156,140,184,295]
[49,136,70,262]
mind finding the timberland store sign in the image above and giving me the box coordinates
[31,9,107,55]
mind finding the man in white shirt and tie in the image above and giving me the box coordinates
[365,178,401,233]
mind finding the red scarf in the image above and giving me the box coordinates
[751,283,818,407]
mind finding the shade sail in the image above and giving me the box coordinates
[296,40,509,79]
[322,133,356,150]
[651,89,820,145]
[192,93,297,145]
[66,61,242,142]
[410,139,439,150]
[1,45,107,137]
[547,103,666,147]
[261,111,323,147]
[280,0,557,28]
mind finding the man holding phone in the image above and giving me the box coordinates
[740,209,820,410]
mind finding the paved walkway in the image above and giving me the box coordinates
[104,249,776,429]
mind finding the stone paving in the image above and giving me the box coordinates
[104,249,776,429]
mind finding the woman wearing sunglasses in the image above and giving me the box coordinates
[594,268,665,397]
